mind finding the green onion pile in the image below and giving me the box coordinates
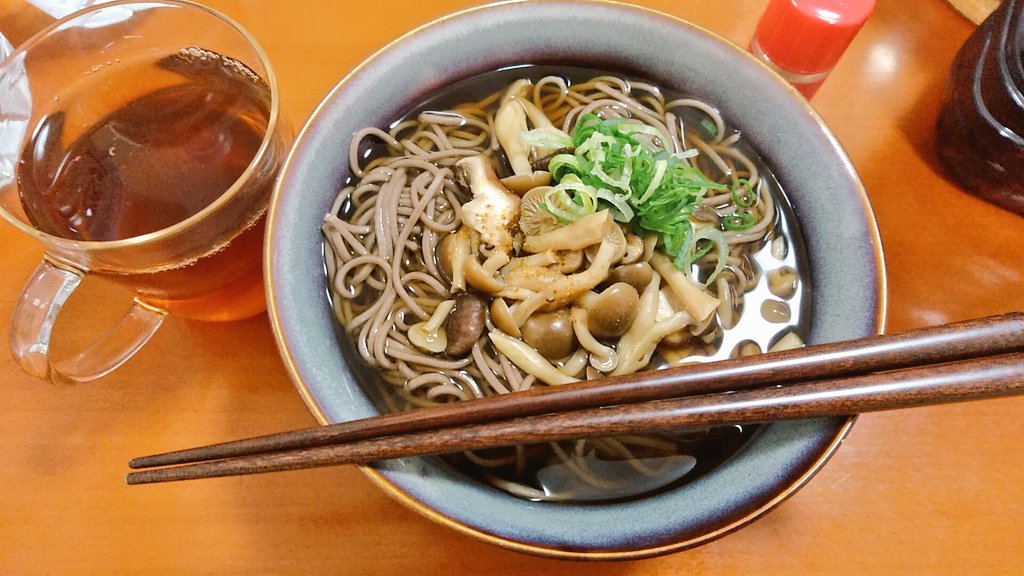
[525,114,757,283]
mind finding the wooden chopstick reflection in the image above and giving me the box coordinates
[126,313,1024,485]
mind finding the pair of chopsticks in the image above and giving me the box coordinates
[125,312,1024,485]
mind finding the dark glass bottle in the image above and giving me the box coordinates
[937,0,1024,215]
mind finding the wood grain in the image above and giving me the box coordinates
[2,0,1023,574]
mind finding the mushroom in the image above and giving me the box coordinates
[576,282,640,340]
[570,307,618,373]
[464,250,506,294]
[436,227,504,294]
[731,340,763,358]
[435,230,468,290]
[487,331,580,386]
[552,249,583,274]
[612,274,694,376]
[512,216,626,325]
[494,97,565,195]
[520,309,576,360]
[760,298,791,323]
[495,99,533,177]
[503,263,565,292]
[768,266,798,300]
[649,252,720,325]
[769,331,804,352]
[499,78,532,104]
[445,293,488,357]
[621,232,646,264]
[523,209,611,254]
[519,186,562,237]
[607,261,654,293]
[490,297,521,338]
[557,348,590,379]
[407,299,456,353]
[454,155,521,257]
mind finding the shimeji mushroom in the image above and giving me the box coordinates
[612,273,694,376]
[435,229,469,291]
[570,306,619,373]
[511,213,627,326]
[520,309,576,360]
[575,282,641,340]
[493,96,568,195]
[487,330,580,386]
[649,252,720,325]
[407,299,457,353]
[522,209,612,254]
[607,261,655,293]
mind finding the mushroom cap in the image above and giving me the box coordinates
[608,261,655,293]
[586,282,641,339]
[518,186,562,237]
[435,232,458,283]
[444,293,488,357]
[520,309,576,360]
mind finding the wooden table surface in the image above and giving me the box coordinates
[2,0,1023,573]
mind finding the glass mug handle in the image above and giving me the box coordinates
[9,257,166,386]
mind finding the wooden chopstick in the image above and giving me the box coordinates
[125,349,1024,484]
[129,312,1024,472]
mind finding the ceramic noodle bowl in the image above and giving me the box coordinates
[265,0,885,559]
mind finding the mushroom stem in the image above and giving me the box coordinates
[523,209,612,254]
[407,299,456,353]
[487,331,580,386]
[612,274,694,376]
[495,99,533,176]
[650,253,720,324]
[570,307,619,373]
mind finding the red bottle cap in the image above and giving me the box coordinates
[753,0,876,75]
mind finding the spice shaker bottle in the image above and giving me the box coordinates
[936,0,1024,215]
[750,0,876,98]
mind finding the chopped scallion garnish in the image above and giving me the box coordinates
[723,211,756,231]
[731,178,756,208]
[548,114,738,278]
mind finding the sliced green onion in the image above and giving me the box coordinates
[548,153,586,181]
[699,117,718,137]
[636,159,667,204]
[731,178,756,208]
[548,114,734,269]
[544,175,598,222]
[723,211,756,231]
[595,188,634,222]
[693,226,729,285]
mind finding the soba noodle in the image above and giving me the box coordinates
[322,68,805,502]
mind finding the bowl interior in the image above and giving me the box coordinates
[266,0,885,559]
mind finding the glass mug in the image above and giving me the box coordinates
[0,0,290,385]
